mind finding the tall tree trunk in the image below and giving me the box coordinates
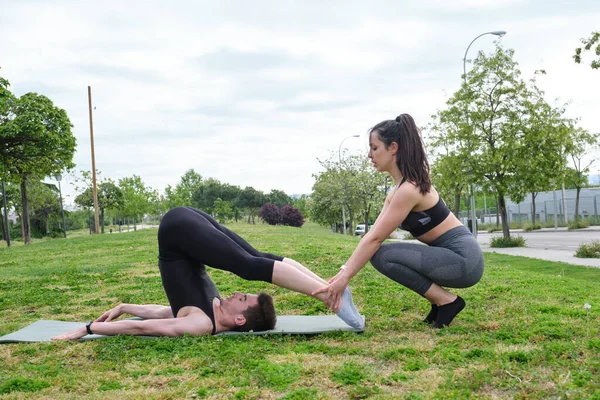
[347,205,354,237]
[45,215,50,236]
[364,203,371,233]
[498,192,511,239]
[20,178,31,245]
[531,192,537,226]
[0,209,5,242]
[575,188,581,221]
[453,191,461,217]
[247,209,251,224]
[496,195,500,228]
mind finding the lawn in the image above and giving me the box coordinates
[0,222,599,399]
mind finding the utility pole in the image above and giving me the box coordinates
[88,86,101,234]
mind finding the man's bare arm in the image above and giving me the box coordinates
[53,313,212,340]
[95,304,174,322]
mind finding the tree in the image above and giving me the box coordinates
[281,205,304,227]
[119,175,158,231]
[258,203,282,225]
[564,127,599,221]
[28,181,61,237]
[311,152,386,234]
[74,171,123,233]
[573,31,600,70]
[163,169,204,209]
[0,92,76,244]
[238,186,264,224]
[508,76,571,226]
[266,189,292,207]
[429,45,571,238]
[213,197,234,223]
[192,178,240,215]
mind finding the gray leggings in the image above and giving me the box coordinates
[370,226,484,296]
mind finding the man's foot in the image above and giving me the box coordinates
[432,296,465,329]
[336,287,364,329]
[423,303,438,324]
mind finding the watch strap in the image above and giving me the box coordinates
[85,320,94,335]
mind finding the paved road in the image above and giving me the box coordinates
[476,227,600,268]
[476,228,600,252]
[391,227,600,268]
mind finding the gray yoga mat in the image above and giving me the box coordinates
[0,315,365,343]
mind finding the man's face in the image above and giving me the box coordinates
[222,291,259,316]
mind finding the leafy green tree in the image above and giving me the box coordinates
[508,76,571,226]
[310,168,343,231]
[429,45,572,238]
[27,181,61,237]
[573,31,600,70]
[213,197,234,223]
[563,127,599,220]
[74,171,123,233]
[163,169,204,210]
[0,92,76,244]
[192,178,241,215]
[266,189,293,207]
[293,194,311,219]
[238,186,264,224]
[118,175,158,231]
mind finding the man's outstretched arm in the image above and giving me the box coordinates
[96,304,174,322]
[52,313,212,340]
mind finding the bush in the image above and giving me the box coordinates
[258,203,281,225]
[568,220,589,230]
[490,235,526,248]
[523,223,542,232]
[575,241,600,258]
[403,232,415,240]
[281,205,304,227]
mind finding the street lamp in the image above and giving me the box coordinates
[462,30,506,238]
[56,174,67,238]
[338,134,361,235]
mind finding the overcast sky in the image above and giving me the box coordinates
[2,0,599,205]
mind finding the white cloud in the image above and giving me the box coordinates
[2,0,599,206]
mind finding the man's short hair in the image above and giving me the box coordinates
[237,292,276,332]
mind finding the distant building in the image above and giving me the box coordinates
[588,174,600,186]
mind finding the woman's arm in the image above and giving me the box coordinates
[314,184,421,309]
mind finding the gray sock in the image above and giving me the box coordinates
[336,287,364,329]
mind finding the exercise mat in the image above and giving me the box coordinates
[0,315,365,343]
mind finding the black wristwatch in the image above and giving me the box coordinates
[85,320,94,335]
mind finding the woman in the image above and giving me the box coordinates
[314,114,484,328]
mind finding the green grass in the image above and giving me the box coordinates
[1,222,599,399]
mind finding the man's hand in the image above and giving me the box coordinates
[312,270,350,311]
[95,304,125,322]
[52,326,88,341]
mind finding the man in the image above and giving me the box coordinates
[52,291,275,340]
[54,207,363,340]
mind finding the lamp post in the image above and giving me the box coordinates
[338,134,360,235]
[462,30,506,238]
[56,174,67,238]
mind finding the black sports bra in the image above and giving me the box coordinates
[398,179,451,237]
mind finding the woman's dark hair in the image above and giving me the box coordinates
[369,113,431,194]
[237,292,277,332]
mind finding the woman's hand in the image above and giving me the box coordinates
[52,326,88,341]
[95,304,124,322]
[312,270,351,311]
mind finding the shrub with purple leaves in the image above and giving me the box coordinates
[281,205,304,227]
[258,203,282,225]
